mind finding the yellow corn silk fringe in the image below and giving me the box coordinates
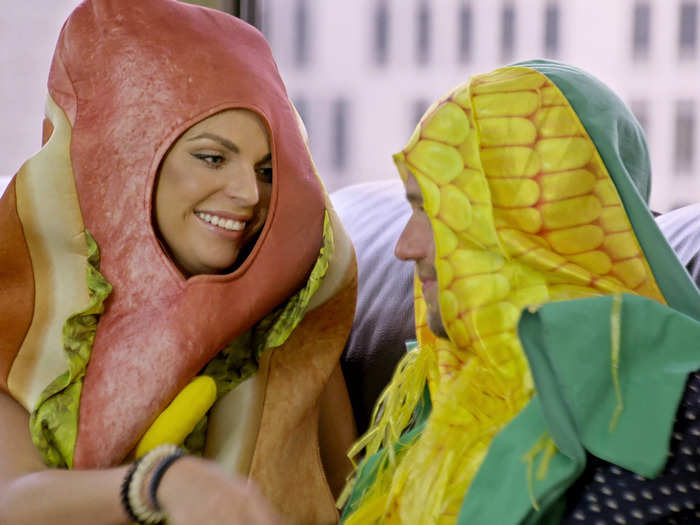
[344,67,666,524]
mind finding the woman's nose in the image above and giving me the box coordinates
[224,165,260,207]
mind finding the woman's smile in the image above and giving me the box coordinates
[154,109,273,277]
[195,210,248,233]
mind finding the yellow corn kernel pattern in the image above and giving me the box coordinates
[537,137,594,172]
[405,65,666,403]
[473,91,540,118]
[534,106,584,137]
[453,169,491,204]
[494,207,543,234]
[379,66,666,523]
[415,173,441,217]
[480,146,541,177]
[403,66,665,393]
[471,71,547,94]
[422,102,471,145]
[540,169,596,201]
[407,140,464,185]
[439,184,473,231]
[489,179,540,207]
[541,195,602,230]
[479,117,537,146]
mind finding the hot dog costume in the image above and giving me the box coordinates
[341,62,700,524]
[0,1,356,522]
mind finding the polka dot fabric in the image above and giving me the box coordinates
[563,371,700,524]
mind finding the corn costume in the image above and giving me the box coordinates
[341,61,700,524]
[0,1,356,523]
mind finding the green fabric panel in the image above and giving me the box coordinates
[29,231,113,468]
[516,59,700,322]
[459,293,700,524]
[520,294,700,478]
[457,397,583,525]
[513,313,583,462]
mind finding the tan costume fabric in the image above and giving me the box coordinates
[0,1,356,522]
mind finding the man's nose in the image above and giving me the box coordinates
[395,217,429,261]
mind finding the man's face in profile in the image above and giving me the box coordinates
[395,172,448,339]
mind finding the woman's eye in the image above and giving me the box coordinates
[256,166,273,183]
[192,153,225,167]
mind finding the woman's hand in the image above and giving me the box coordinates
[157,455,289,525]
[0,392,287,525]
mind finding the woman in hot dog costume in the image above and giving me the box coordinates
[0,1,356,523]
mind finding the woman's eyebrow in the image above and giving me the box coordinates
[187,133,238,152]
[256,153,272,164]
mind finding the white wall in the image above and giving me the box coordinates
[0,1,83,196]
[3,1,699,211]
[265,0,700,211]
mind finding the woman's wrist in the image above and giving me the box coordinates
[150,454,203,516]
[120,444,187,524]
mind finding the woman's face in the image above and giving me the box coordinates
[155,109,272,276]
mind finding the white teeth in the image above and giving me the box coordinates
[196,212,245,231]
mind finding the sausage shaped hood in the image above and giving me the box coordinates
[1,0,325,468]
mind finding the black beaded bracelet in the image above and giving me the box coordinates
[148,448,187,512]
[120,457,144,524]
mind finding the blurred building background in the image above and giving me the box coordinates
[1,0,698,211]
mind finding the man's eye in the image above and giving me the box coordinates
[192,153,225,167]
[256,166,273,183]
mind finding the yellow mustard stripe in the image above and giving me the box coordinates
[135,375,217,458]
[9,94,91,411]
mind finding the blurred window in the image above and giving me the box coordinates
[632,2,651,59]
[544,4,559,57]
[416,2,431,65]
[674,100,695,173]
[501,4,516,60]
[458,3,473,63]
[332,99,349,170]
[294,0,309,67]
[293,97,310,139]
[629,100,650,141]
[679,1,698,58]
[374,1,390,65]
[413,99,429,132]
[238,0,259,28]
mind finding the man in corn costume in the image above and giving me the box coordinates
[341,61,700,524]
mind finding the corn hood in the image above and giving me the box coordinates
[341,61,700,525]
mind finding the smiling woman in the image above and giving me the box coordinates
[0,1,357,524]
[155,109,273,276]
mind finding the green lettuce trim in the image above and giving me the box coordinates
[30,212,334,462]
[29,231,113,468]
[185,211,335,453]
